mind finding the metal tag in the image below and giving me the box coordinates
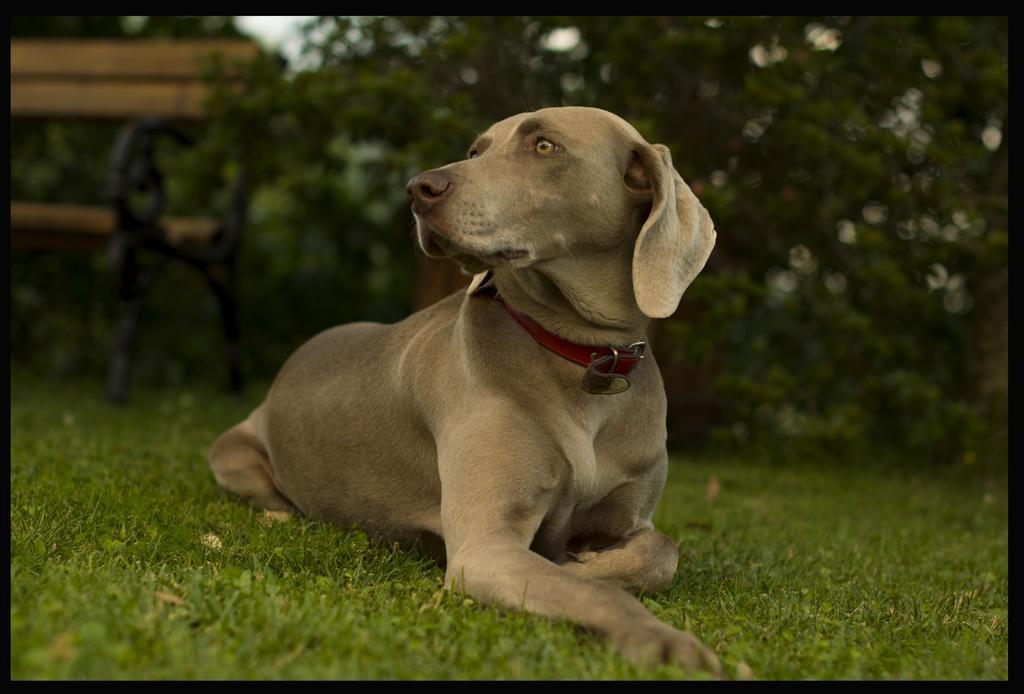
[581,365,631,395]
[580,342,646,395]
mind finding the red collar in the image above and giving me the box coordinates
[467,271,646,394]
[499,299,646,377]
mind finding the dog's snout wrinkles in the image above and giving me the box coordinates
[408,171,453,207]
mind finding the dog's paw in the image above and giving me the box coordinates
[613,622,723,678]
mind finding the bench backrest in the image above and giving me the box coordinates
[11,39,261,120]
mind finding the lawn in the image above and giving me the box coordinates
[10,367,1008,680]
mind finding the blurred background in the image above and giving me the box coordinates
[10,16,1008,464]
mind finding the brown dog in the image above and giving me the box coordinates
[209,106,719,674]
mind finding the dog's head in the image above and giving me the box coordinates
[408,106,715,318]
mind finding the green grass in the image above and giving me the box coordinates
[11,367,1007,680]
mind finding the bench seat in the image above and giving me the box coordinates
[10,201,220,251]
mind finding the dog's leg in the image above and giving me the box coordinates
[445,539,719,675]
[560,529,679,595]
[438,433,720,676]
[209,416,297,514]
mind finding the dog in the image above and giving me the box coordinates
[209,106,720,675]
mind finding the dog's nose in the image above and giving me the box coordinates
[407,170,453,208]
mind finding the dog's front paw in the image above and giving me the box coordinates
[612,622,723,678]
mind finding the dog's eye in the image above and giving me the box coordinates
[468,149,479,159]
[535,138,558,155]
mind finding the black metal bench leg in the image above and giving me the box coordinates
[108,297,143,403]
[108,245,143,404]
[206,262,243,394]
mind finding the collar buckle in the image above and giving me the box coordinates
[580,341,647,396]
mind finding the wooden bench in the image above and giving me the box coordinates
[11,39,262,402]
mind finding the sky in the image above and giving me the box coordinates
[234,16,316,67]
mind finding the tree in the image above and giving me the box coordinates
[11,16,1007,461]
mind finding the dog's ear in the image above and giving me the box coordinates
[629,143,716,318]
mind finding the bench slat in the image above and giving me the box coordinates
[11,202,221,248]
[11,40,261,80]
[11,80,219,120]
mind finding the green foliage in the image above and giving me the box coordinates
[10,16,1007,460]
